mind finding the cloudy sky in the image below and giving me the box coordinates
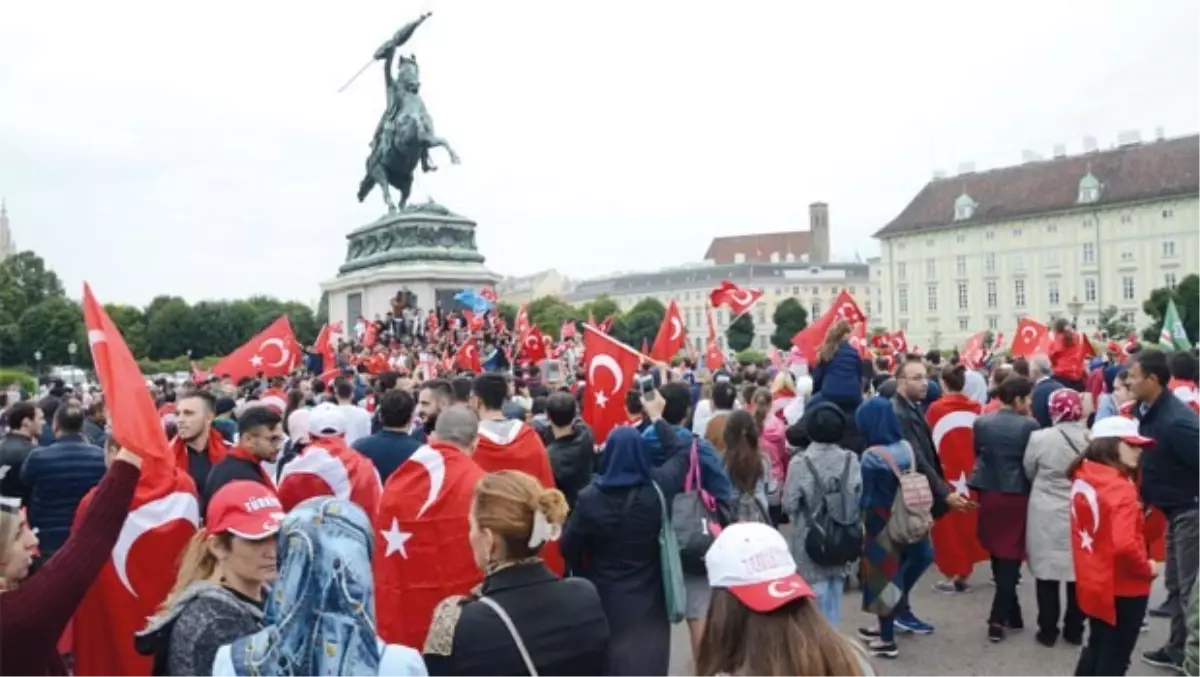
[1,1,1197,307]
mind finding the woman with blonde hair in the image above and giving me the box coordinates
[697,522,872,676]
[426,471,609,675]
[136,481,283,675]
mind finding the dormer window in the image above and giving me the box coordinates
[954,192,977,221]
[1078,169,1102,204]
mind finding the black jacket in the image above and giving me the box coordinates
[423,562,608,676]
[203,454,272,516]
[1137,390,1200,517]
[971,409,1037,494]
[892,393,949,517]
[0,432,36,502]
[20,434,106,558]
[545,421,595,509]
[1031,377,1066,429]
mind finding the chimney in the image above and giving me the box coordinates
[1053,143,1066,159]
[957,161,976,175]
[809,202,830,265]
[1117,130,1142,147]
[1083,136,1098,153]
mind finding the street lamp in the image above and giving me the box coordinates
[1067,296,1084,328]
[67,341,77,367]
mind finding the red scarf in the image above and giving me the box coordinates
[170,427,228,469]
[226,444,275,487]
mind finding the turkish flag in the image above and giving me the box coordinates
[651,299,687,363]
[709,280,764,315]
[515,305,531,335]
[888,329,909,355]
[1071,461,1124,626]
[463,310,485,332]
[480,287,498,303]
[519,327,548,363]
[960,331,987,369]
[582,324,642,445]
[209,315,300,383]
[277,435,383,513]
[848,323,871,358]
[790,290,865,363]
[926,394,988,578]
[1010,318,1049,358]
[363,321,378,348]
[74,285,200,676]
[598,316,614,334]
[374,441,485,648]
[705,340,725,370]
[473,421,565,576]
[454,341,482,373]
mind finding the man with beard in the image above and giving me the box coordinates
[417,379,453,434]
[171,391,229,491]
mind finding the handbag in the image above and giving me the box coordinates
[478,596,539,676]
[671,441,724,575]
[652,480,688,624]
[868,446,934,545]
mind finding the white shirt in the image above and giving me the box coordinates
[212,640,426,676]
[338,403,374,445]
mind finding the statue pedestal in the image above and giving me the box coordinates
[321,202,501,326]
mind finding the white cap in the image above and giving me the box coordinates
[704,522,814,613]
[307,402,346,438]
[1091,415,1152,446]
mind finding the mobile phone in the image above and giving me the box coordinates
[638,374,656,396]
[543,359,563,383]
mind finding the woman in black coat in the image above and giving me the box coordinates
[560,398,691,676]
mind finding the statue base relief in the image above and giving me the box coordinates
[321,201,501,326]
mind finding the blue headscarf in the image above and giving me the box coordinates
[227,497,382,676]
[595,426,652,488]
[855,396,904,447]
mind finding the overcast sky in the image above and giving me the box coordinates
[1,1,1197,308]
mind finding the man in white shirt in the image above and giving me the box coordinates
[333,377,373,445]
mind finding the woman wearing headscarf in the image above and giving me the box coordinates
[855,397,934,660]
[560,395,691,676]
[1023,389,1088,647]
[210,497,426,676]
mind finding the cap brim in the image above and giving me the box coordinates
[225,513,284,540]
[727,572,815,613]
[1120,434,1154,446]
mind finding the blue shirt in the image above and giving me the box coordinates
[642,423,735,502]
[352,429,425,483]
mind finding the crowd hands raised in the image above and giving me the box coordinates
[0,308,1198,677]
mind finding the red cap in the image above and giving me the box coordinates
[206,481,284,539]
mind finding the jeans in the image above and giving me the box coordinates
[1035,579,1085,641]
[1074,596,1148,676]
[1163,508,1199,660]
[811,577,846,627]
[989,558,1024,626]
[880,537,934,641]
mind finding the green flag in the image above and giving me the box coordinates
[1159,299,1192,350]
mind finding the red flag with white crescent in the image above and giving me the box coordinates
[560,321,578,341]
[888,329,909,355]
[790,290,865,363]
[1010,318,1050,358]
[515,305,531,335]
[926,393,987,579]
[363,321,378,348]
[848,323,871,358]
[708,280,764,315]
[374,442,485,648]
[73,285,199,676]
[277,434,383,515]
[960,331,987,369]
[208,316,300,383]
[581,324,642,445]
[453,341,482,374]
[651,299,687,363]
[519,327,548,364]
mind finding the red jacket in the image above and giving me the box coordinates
[1050,333,1087,383]
[1073,461,1155,606]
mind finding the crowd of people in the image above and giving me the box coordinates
[0,304,1198,676]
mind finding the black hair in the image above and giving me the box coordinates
[527,363,541,378]
[712,382,737,410]
[996,375,1033,405]
[312,379,326,394]
[5,401,38,431]
[1169,349,1199,382]
[941,364,967,393]
[472,373,509,411]
[624,389,644,415]
[54,403,85,435]
[377,371,401,393]
[421,379,454,401]
[1131,349,1171,389]
[237,405,283,435]
[660,382,692,426]
[451,377,473,403]
[531,395,548,417]
[179,390,216,413]
[546,392,577,428]
[378,389,416,429]
[333,377,354,401]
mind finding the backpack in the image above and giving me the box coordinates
[800,454,862,567]
[868,445,934,545]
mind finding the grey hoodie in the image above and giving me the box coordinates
[136,581,263,676]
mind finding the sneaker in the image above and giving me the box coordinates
[1148,601,1173,619]
[866,640,899,659]
[1141,648,1183,672]
[857,627,882,641]
[895,612,935,635]
[933,579,972,594]
[989,624,1005,643]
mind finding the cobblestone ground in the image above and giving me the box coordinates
[670,562,1176,676]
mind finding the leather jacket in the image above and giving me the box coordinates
[971,409,1038,494]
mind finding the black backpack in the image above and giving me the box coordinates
[800,454,862,567]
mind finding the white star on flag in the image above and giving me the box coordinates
[951,472,971,497]
[594,390,609,408]
[250,354,264,368]
[1078,528,1094,553]
[381,518,413,558]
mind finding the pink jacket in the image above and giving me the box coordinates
[760,405,790,503]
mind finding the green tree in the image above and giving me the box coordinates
[611,312,661,353]
[1097,305,1136,340]
[0,251,65,322]
[279,301,318,346]
[626,298,667,320]
[527,296,579,337]
[1141,274,1199,345]
[497,302,518,327]
[104,304,148,358]
[17,297,85,366]
[144,297,199,359]
[582,295,620,324]
[0,308,19,366]
[726,314,755,352]
[770,298,808,349]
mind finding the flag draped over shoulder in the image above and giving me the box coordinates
[926,393,987,579]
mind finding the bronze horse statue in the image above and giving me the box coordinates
[357,14,460,213]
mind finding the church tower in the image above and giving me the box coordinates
[0,198,15,261]
[809,202,830,264]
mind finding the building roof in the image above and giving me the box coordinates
[703,231,811,264]
[567,261,869,302]
[875,134,1200,238]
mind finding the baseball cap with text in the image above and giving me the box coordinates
[1090,416,1153,446]
[205,481,285,540]
[307,402,347,438]
[705,522,815,613]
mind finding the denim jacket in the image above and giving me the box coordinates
[642,424,735,502]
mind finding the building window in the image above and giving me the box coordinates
[1121,311,1136,325]
[955,255,967,277]
[1082,242,1096,265]
[1079,186,1100,203]
[1047,224,1058,233]
[985,230,995,240]
[1045,249,1060,268]
[1083,217,1097,228]
[926,259,937,280]
[1163,240,1177,258]
[986,280,998,308]
[956,234,966,244]
[1014,279,1027,308]
[812,287,819,296]
[899,319,909,331]
[1163,208,1175,219]
[898,286,908,314]
[1012,253,1025,272]
[791,286,799,295]
[1122,276,1135,301]
[987,316,999,330]
[1166,272,1178,288]
[896,262,907,280]
[812,299,822,317]
[865,300,872,315]
[926,284,938,312]
[984,252,996,274]
[926,238,935,247]
[1048,280,1060,306]
[848,286,856,294]
[1121,250,1134,262]
[756,306,766,324]
[1013,228,1023,237]
[1120,214,1132,224]
[1084,277,1097,302]
[957,282,969,310]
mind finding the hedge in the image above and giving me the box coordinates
[0,368,37,394]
